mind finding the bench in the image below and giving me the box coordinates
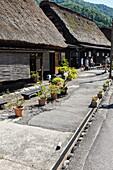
[21,88,42,100]
[0,100,7,109]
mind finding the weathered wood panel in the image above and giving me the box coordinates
[43,52,50,71]
[0,53,30,82]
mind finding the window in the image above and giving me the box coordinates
[97,52,99,56]
[89,51,91,57]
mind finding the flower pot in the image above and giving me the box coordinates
[14,106,23,117]
[38,98,46,106]
[51,93,57,100]
[98,92,104,99]
[33,76,38,83]
[103,86,108,91]
[91,99,99,107]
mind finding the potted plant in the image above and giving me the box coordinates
[60,83,68,95]
[98,90,104,98]
[91,96,99,107]
[37,84,50,106]
[103,83,109,91]
[58,66,78,94]
[51,77,64,85]
[2,90,24,117]
[48,83,61,100]
[30,70,40,83]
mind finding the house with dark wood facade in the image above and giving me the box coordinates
[0,0,67,92]
[40,1,111,68]
[100,27,112,42]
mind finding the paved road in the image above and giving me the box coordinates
[68,78,113,170]
[0,69,110,170]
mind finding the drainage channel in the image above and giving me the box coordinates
[51,98,103,170]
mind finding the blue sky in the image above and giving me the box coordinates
[84,0,113,8]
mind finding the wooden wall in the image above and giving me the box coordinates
[0,52,30,83]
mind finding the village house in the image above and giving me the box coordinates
[100,27,112,42]
[0,0,67,92]
[40,1,111,68]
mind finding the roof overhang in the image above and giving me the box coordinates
[0,47,55,53]
[67,44,80,49]
[80,44,111,50]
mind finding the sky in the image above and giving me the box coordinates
[84,0,113,8]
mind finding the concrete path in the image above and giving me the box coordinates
[68,80,113,170]
[0,69,111,169]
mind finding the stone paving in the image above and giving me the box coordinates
[0,69,111,170]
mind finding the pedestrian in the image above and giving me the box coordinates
[90,57,94,67]
[81,58,84,70]
[85,57,89,71]
[105,56,108,73]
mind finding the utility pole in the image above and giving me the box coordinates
[109,18,113,78]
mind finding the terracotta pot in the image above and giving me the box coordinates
[33,76,38,83]
[14,106,23,117]
[51,93,57,100]
[38,98,46,106]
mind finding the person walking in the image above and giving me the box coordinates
[81,58,84,70]
[85,57,89,71]
[90,57,94,67]
[105,56,108,73]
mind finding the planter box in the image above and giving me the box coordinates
[103,86,108,91]
[91,99,99,107]
[98,92,104,99]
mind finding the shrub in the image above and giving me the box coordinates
[2,90,24,109]
[103,83,108,87]
[60,58,69,67]
[51,77,64,85]
[92,96,98,101]
[98,90,103,94]
[106,80,110,84]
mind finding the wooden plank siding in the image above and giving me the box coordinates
[0,53,30,83]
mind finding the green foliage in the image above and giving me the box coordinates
[92,96,98,101]
[98,90,103,94]
[106,80,110,84]
[36,83,50,99]
[48,83,61,94]
[103,83,108,87]
[58,66,78,82]
[50,0,112,28]
[35,0,112,27]
[60,58,69,67]
[51,77,64,84]
[2,90,24,109]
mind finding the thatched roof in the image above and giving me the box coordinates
[41,1,111,47]
[0,0,67,49]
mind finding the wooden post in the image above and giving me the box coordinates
[109,18,113,79]
[41,53,43,82]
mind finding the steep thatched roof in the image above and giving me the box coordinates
[41,2,111,47]
[0,0,67,48]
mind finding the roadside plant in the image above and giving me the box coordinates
[51,77,64,85]
[60,58,69,67]
[2,89,24,110]
[106,80,110,84]
[98,90,104,94]
[36,82,50,99]
[92,96,98,102]
[103,83,108,88]
[48,83,61,95]
[58,66,78,86]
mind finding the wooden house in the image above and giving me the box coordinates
[100,27,112,42]
[0,0,67,92]
[40,1,111,67]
